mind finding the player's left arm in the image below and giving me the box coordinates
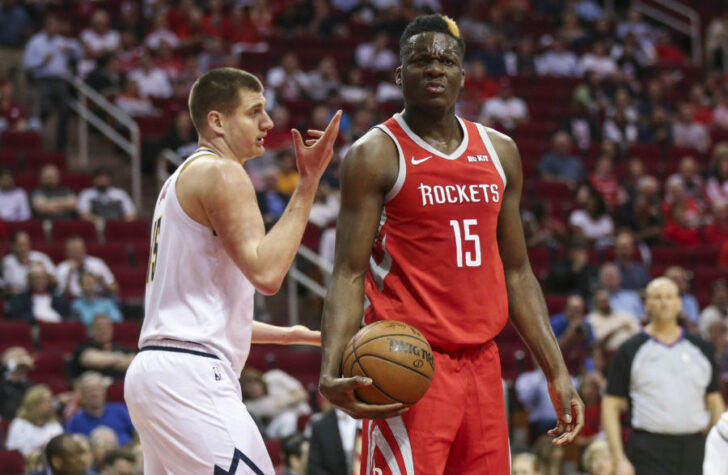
[706,392,726,427]
[490,129,584,445]
[251,321,321,346]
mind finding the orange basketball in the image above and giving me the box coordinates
[341,320,435,405]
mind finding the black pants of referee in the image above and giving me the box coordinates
[628,430,705,475]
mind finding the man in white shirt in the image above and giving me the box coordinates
[355,32,398,71]
[2,231,56,294]
[673,103,711,153]
[79,9,119,76]
[537,37,579,76]
[0,168,31,221]
[578,41,617,79]
[77,169,137,223]
[56,235,117,299]
[586,288,641,351]
[127,53,172,99]
[480,78,529,129]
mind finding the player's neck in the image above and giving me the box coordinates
[197,138,245,165]
[401,107,460,143]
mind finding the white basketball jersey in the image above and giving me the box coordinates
[139,148,255,376]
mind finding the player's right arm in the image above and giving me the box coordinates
[178,112,341,295]
[602,394,634,475]
[319,129,408,420]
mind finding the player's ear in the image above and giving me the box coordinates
[207,110,225,136]
[395,66,402,87]
[460,67,465,88]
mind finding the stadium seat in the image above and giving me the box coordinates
[37,321,88,353]
[649,246,693,268]
[107,381,125,402]
[135,115,171,141]
[696,246,720,267]
[0,151,18,169]
[545,294,568,315]
[61,172,93,193]
[1,131,42,152]
[114,267,147,301]
[4,220,46,241]
[105,220,150,242]
[0,322,32,352]
[51,220,98,243]
[86,242,130,267]
[33,241,65,262]
[29,351,69,394]
[264,439,282,468]
[24,150,67,171]
[114,321,141,349]
[0,450,23,475]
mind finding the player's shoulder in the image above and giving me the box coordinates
[180,155,247,189]
[468,120,518,157]
[346,126,397,161]
[341,127,398,182]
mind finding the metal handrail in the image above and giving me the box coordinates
[634,0,701,65]
[287,244,332,325]
[65,76,142,210]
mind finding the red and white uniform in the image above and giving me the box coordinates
[361,113,511,474]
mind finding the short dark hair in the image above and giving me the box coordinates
[188,68,263,133]
[281,432,307,467]
[45,433,74,468]
[399,14,465,60]
[103,448,136,468]
[93,168,112,179]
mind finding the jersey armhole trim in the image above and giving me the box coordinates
[171,153,220,233]
[475,123,507,189]
[375,124,406,203]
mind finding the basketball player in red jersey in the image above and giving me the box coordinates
[319,15,584,474]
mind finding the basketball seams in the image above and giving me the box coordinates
[353,333,430,349]
[356,353,433,381]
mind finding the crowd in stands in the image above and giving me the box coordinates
[1,0,728,473]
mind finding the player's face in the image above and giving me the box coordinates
[223,88,274,161]
[398,32,464,111]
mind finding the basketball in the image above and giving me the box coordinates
[341,320,435,405]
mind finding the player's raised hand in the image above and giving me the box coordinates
[291,110,342,182]
[319,374,409,420]
[547,374,585,446]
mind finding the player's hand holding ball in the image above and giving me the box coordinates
[320,320,435,419]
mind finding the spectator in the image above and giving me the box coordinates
[613,231,649,291]
[100,448,136,475]
[663,175,703,229]
[306,56,341,103]
[638,106,673,145]
[713,90,728,130]
[29,433,94,475]
[224,5,263,46]
[563,101,599,152]
[23,15,81,151]
[673,103,711,153]
[615,35,648,82]
[0,168,31,221]
[339,68,371,105]
[538,131,585,186]
[705,142,728,206]
[71,272,123,327]
[6,263,70,323]
[505,36,538,76]
[545,240,597,297]
[602,278,724,475]
[558,11,588,48]
[0,78,30,132]
[664,266,700,326]
[578,373,604,444]
[5,385,64,456]
[197,36,229,73]
[114,79,157,117]
[77,168,137,223]
[550,295,593,370]
[307,408,358,475]
[579,41,617,79]
[598,262,644,320]
[582,439,614,475]
[31,165,77,220]
[699,279,728,340]
[515,366,561,441]
[654,29,687,65]
[0,346,34,420]
[266,53,309,103]
[588,155,619,208]
[66,371,135,445]
[356,31,398,71]
[116,31,142,75]
[706,11,728,69]
[573,71,607,114]
[520,201,567,248]
[638,79,673,118]
[569,185,614,247]
[689,84,713,125]
[705,319,728,374]
[71,314,134,380]
[462,60,497,107]
[587,288,641,352]
[668,155,704,201]
[282,433,309,475]
[2,230,56,295]
[617,9,654,46]
[56,235,117,300]
[145,12,179,51]
[602,109,637,149]
[703,201,728,245]
[241,368,311,439]
[479,78,528,130]
[127,52,172,99]
[154,40,182,80]
[536,37,578,76]
[257,168,289,230]
[276,148,300,196]
[476,33,506,78]
[79,10,120,66]
[664,202,701,247]
[84,55,124,99]
[511,452,543,475]
[89,426,118,473]
[0,0,32,52]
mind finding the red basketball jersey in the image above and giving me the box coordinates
[364,113,509,352]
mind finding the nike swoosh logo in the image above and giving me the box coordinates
[410,155,433,165]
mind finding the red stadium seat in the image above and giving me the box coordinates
[134,116,171,141]
[696,246,720,267]
[649,246,693,268]
[114,321,141,349]
[0,151,19,168]
[33,241,65,262]
[61,172,93,193]
[264,439,282,468]
[24,150,67,171]
[0,450,24,475]
[1,131,42,152]
[86,242,130,267]
[37,321,88,353]
[114,267,147,301]
[107,381,125,402]
[4,220,46,241]
[0,322,32,352]
[51,220,98,243]
[545,294,568,315]
[105,220,150,242]
[28,351,69,394]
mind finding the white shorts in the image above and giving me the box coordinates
[124,340,274,475]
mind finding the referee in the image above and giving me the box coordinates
[602,277,725,475]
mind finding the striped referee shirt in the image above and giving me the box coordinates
[606,330,721,434]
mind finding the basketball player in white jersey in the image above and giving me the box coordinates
[124,68,341,474]
[704,410,728,474]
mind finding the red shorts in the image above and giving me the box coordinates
[360,340,510,475]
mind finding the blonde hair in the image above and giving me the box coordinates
[16,385,55,425]
[440,15,461,39]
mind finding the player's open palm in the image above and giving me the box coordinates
[291,110,342,181]
[547,375,585,446]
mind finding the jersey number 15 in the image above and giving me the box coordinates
[449,219,481,267]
